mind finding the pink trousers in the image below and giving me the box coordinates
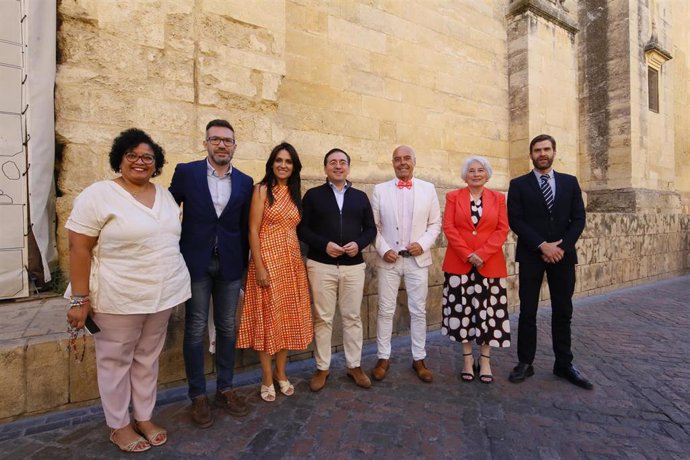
[93,308,172,429]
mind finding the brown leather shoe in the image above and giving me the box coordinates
[191,395,214,428]
[215,389,250,417]
[371,359,390,381]
[309,369,330,392]
[412,359,433,383]
[346,366,372,389]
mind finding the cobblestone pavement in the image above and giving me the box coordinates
[1,276,689,459]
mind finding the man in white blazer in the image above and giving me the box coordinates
[371,145,442,383]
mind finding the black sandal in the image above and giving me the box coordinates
[479,354,494,384]
[461,352,475,382]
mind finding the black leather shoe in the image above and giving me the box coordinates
[553,365,593,390]
[508,362,534,383]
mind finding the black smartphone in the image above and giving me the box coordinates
[84,315,101,335]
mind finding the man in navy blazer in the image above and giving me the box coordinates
[170,119,254,427]
[507,134,593,390]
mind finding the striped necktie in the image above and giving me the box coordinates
[540,174,554,212]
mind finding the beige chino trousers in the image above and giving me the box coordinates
[306,259,366,370]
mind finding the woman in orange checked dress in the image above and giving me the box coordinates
[237,142,312,402]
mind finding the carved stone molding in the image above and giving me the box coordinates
[644,37,673,71]
[507,0,578,34]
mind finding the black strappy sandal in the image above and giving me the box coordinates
[461,352,475,382]
[479,354,494,384]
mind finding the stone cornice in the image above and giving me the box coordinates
[506,0,579,34]
[644,38,673,71]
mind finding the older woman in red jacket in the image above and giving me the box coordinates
[441,156,510,384]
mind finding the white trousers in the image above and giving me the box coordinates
[307,260,366,370]
[93,308,172,429]
[376,257,429,361]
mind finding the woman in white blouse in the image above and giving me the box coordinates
[66,128,191,453]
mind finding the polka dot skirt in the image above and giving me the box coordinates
[441,270,511,347]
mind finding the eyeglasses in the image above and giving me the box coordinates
[207,137,236,146]
[327,159,349,167]
[124,152,156,165]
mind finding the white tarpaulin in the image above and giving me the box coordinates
[0,0,56,299]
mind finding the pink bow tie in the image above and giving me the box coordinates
[396,179,413,189]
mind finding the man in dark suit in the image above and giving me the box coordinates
[170,119,254,427]
[507,134,593,390]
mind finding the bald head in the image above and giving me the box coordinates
[392,145,416,180]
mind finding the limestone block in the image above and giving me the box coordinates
[238,347,259,368]
[145,48,194,84]
[378,77,405,101]
[321,111,378,140]
[276,101,323,133]
[262,73,283,101]
[198,56,258,101]
[0,338,26,419]
[379,121,397,142]
[428,248,446,287]
[68,335,99,403]
[26,336,70,413]
[58,0,98,21]
[392,288,411,334]
[328,16,387,54]
[165,12,196,54]
[55,119,124,154]
[288,350,313,362]
[362,255,378,297]
[343,69,385,99]
[539,276,550,301]
[96,1,166,49]
[366,295,378,341]
[56,85,137,130]
[221,47,286,75]
[235,113,273,144]
[203,0,286,52]
[197,13,279,56]
[362,293,376,339]
[426,285,443,327]
[506,275,519,310]
[286,29,331,62]
[595,262,613,289]
[158,308,186,385]
[59,21,147,74]
[281,80,361,114]
[56,144,108,195]
[286,2,327,35]
[135,99,196,134]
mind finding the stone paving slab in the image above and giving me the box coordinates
[0,276,689,459]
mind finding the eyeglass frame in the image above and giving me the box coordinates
[123,151,156,165]
[206,136,236,146]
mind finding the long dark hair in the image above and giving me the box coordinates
[259,142,302,214]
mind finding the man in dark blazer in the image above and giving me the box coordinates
[507,134,593,389]
[170,119,254,427]
[298,148,376,392]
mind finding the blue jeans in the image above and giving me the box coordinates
[183,255,241,399]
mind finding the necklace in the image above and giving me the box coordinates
[118,178,150,198]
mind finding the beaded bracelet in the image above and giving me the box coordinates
[69,296,90,309]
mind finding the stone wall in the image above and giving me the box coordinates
[672,0,690,211]
[54,1,515,266]
[578,0,690,212]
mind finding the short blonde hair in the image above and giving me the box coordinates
[461,156,493,181]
